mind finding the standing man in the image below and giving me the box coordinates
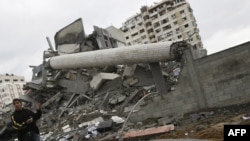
[11,98,42,141]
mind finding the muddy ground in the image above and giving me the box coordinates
[154,102,250,141]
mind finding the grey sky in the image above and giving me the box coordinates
[0,0,250,81]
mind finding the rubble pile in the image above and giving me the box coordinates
[2,18,250,141]
[26,61,182,141]
[1,18,187,141]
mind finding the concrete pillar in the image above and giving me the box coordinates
[184,49,207,109]
[149,63,168,94]
[49,41,174,69]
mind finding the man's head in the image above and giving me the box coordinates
[12,98,23,111]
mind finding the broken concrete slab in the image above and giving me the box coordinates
[90,73,120,91]
[122,64,136,77]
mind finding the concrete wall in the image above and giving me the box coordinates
[130,41,250,122]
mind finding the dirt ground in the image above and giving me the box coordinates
[155,102,250,141]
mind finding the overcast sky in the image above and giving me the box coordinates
[0,0,250,81]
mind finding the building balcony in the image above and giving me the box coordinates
[149,11,158,17]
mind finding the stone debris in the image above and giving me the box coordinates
[90,73,121,91]
[0,18,188,141]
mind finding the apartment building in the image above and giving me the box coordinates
[0,74,25,108]
[121,0,206,59]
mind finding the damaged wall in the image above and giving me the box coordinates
[130,41,250,122]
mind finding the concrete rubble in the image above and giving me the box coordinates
[25,60,183,141]
[1,17,250,140]
[0,18,198,140]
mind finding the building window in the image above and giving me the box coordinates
[180,10,185,14]
[155,28,161,33]
[131,32,138,37]
[188,38,193,42]
[182,17,187,21]
[159,10,166,16]
[123,28,129,32]
[177,35,182,39]
[147,28,154,34]
[167,31,173,37]
[151,14,158,20]
[184,24,189,28]
[161,18,169,24]
[140,29,145,33]
[154,22,160,28]
[176,0,184,3]
[162,25,171,31]
[174,21,178,25]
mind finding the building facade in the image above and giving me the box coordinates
[120,0,206,59]
[0,74,25,108]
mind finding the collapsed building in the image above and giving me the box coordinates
[0,18,188,140]
[24,18,186,140]
[1,18,250,141]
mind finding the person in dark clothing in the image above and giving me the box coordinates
[11,98,42,141]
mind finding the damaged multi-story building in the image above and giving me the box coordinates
[121,0,207,59]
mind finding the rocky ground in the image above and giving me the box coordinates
[154,102,250,141]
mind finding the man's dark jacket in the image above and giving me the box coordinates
[11,108,41,141]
